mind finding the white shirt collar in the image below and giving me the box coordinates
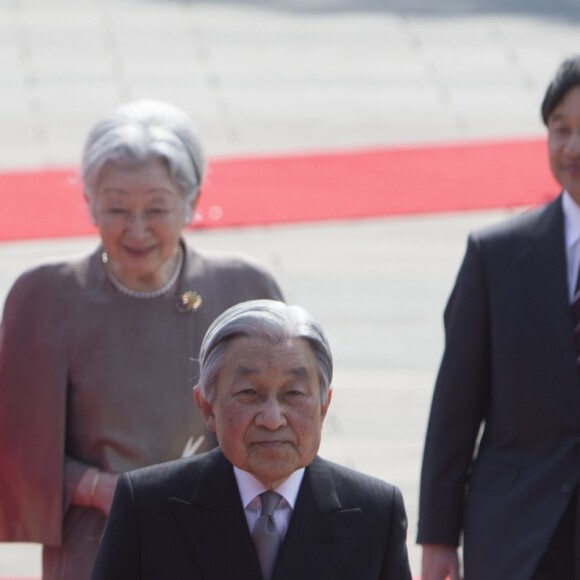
[233,466,305,510]
[562,190,580,251]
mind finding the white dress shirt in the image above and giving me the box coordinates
[233,467,305,541]
[562,191,580,301]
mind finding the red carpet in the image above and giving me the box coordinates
[0,137,558,241]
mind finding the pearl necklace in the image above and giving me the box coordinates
[102,245,184,299]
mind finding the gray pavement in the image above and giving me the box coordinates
[1,0,580,577]
[3,0,580,171]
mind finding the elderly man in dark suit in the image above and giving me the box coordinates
[418,55,580,580]
[92,299,411,580]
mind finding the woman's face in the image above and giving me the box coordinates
[90,157,194,290]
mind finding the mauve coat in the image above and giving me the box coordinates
[0,241,284,580]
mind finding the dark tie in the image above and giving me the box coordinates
[252,491,282,580]
[572,267,580,366]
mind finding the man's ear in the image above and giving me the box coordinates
[321,386,333,420]
[193,386,216,433]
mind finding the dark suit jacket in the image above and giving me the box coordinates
[418,195,580,579]
[91,449,411,580]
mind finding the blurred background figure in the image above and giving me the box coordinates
[0,99,284,580]
[418,56,580,580]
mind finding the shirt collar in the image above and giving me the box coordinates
[562,190,580,250]
[233,466,305,510]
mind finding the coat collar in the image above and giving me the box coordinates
[168,450,263,579]
[518,195,580,403]
[272,457,361,580]
[168,452,361,580]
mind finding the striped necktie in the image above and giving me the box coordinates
[252,491,282,580]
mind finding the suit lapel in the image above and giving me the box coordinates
[166,453,362,580]
[273,458,361,580]
[517,196,580,408]
[168,451,263,580]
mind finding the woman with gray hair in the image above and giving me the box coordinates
[0,100,284,580]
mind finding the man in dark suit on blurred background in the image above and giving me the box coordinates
[92,299,411,580]
[418,56,580,580]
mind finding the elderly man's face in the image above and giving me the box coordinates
[195,336,331,489]
[548,85,580,204]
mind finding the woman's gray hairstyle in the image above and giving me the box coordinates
[198,300,333,404]
[82,99,206,216]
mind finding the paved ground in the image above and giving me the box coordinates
[3,0,580,172]
[1,0,580,576]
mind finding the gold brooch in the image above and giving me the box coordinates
[177,291,203,313]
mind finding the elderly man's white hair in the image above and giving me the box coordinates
[197,299,333,403]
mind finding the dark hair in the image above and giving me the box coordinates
[541,56,580,125]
